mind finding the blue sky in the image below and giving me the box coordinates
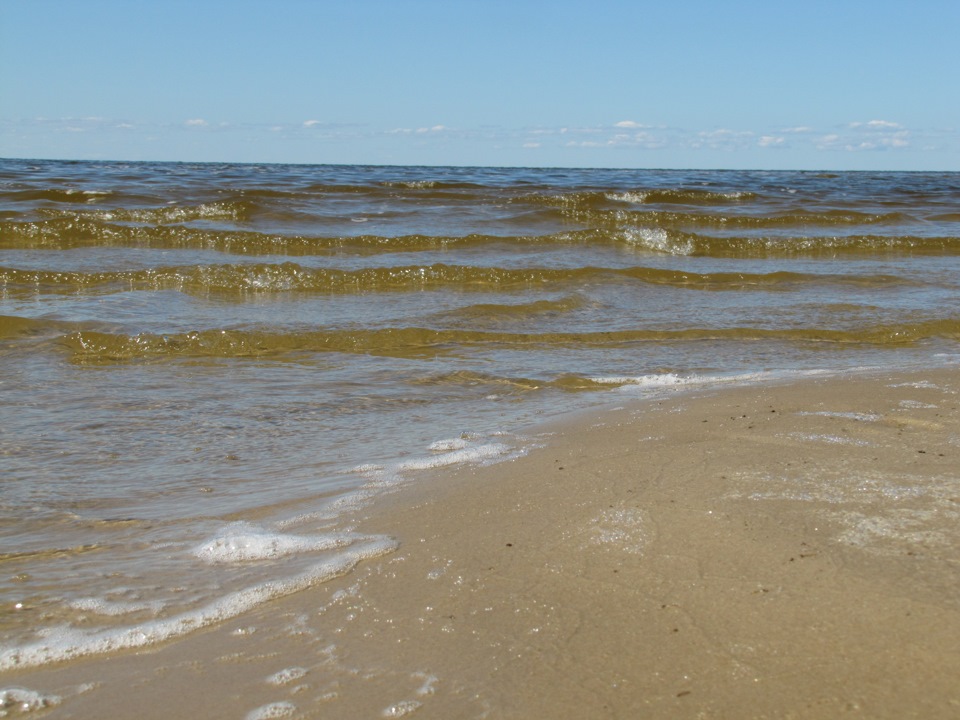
[2,0,958,170]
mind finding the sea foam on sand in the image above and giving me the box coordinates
[4,368,960,719]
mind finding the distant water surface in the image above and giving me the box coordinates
[1,159,959,668]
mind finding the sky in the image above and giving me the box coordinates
[1,0,958,170]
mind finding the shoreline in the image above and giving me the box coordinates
[4,366,960,718]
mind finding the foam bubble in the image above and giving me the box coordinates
[382,700,422,717]
[245,701,297,720]
[0,687,60,714]
[621,227,694,255]
[395,443,511,472]
[590,372,691,387]
[593,370,786,393]
[427,438,469,452]
[413,672,438,696]
[352,463,385,476]
[266,667,308,686]
[386,180,436,189]
[799,411,882,422]
[69,597,164,617]
[588,509,651,554]
[899,400,937,409]
[789,433,871,447]
[354,440,518,489]
[606,191,650,204]
[193,524,352,564]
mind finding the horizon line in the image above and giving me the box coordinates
[2,155,955,174]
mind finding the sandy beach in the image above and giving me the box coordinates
[4,367,960,719]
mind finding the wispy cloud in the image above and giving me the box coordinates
[758,135,786,148]
[2,115,953,165]
[16,116,118,133]
[850,119,902,129]
[816,120,911,151]
[388,124,449,135]
[692,128,756,150]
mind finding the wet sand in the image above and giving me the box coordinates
[4,367,960,719]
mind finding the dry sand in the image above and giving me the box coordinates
[4,367,960,719]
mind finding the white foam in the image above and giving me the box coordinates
[620,227,694,255]
[413,672,438,696]
[193,524,352,564]
[799,411,882,422]
[266,667,308,686]
[899,400,937,409]
[352,439,520,491]
[590,372,691,387]
[606,191,650,204]
[588,509,651,554]
[69,597,164,617]
[590,370,772,391]
[789,433,871,447]
[833,510,951,552]
[245,701,297,720]
[22,435,525,672]
[382,700,422,717]
[0,537,396,672]
[0,687,60,714]
[388,180,436,189]
[427,438,470,452]
[395,443,512,472]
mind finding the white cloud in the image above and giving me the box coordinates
[692,128,755,150]
[185,118,207,127]
[880,131,910,148]
[814,123,913,152]
[816,133,842,150]
[699,128,751,138]
[758,135,786,147]
[523,142,541,148]
[606,130,668,149]
[820,121,913,151]
[303,120,322,127]
[614,120,646,129]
